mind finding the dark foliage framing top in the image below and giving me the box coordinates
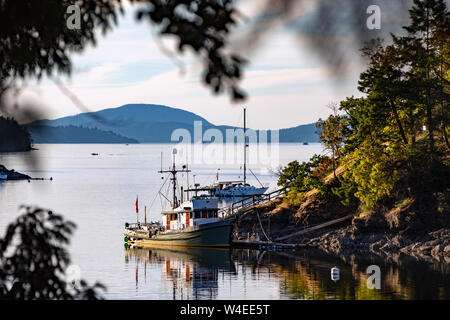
[0,0,245,101]
[132,0,246,100]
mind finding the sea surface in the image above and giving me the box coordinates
[0,143,449,300]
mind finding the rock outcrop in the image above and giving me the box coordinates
[0,165,31,180]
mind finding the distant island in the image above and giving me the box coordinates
[0,116,32,152]
[27,104,320,144]
[27,125,138,144]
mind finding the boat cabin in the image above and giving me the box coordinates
[161,198,219,231]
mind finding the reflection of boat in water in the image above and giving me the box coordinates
[124,149,233,248]
[125,246,234,299]
[123,247,450,300]
[126,246,233,270]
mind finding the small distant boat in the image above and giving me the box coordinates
[302,142,309,145]
[0,173,7,181]
[91,153,99,156]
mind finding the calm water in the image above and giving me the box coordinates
[0,144,449,300]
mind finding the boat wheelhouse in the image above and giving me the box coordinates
[162,198,220,231]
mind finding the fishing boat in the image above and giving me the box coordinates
[186,108,268,199]
[124,149,233,248]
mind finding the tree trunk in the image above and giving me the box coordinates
[425,8,435,153]
[390,102,408,145]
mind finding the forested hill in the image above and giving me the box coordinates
[0,117,32,152]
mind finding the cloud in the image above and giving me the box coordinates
[8,4,367,129]
[73,62,122,84]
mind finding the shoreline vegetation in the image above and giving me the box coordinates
[234,0,449,262]
[0,117,32,152]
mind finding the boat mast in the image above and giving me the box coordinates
[159,149,190,208]
[243,107,247,185]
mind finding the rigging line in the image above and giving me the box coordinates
[161,179,172,208]
[159,191,172,206]
[148,174,170,213]
[159,177,171,212]
[159,191,165,213]
[248,168,264,188]
[256,208,271,242]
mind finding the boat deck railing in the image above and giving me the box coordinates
[218,188,288,219]
[126,222,161,230]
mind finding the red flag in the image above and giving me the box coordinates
[135,196,139,214]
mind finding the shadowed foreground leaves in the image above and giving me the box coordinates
[0,207,104,300]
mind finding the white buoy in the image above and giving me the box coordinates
[331,266,340,282]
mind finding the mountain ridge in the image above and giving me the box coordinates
[28,104,320,143]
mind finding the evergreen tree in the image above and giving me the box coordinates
[401,0,450,152]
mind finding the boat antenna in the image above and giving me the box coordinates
[243,107,247,185]
[158,148,190,208]
[185,150,190,201]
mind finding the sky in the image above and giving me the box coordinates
[7,0,390,130]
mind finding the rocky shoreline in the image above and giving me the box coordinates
[233,197,450,263]
[299,225,450,263]
[0,165,31,180]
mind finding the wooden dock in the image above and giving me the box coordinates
[219,188,356,251]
